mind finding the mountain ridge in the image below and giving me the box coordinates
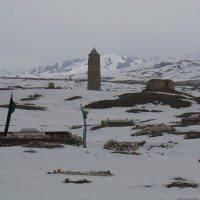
[1,53,200,82]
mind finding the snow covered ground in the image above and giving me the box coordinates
[0,78,200,200]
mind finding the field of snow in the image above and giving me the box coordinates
[0,78,200,200]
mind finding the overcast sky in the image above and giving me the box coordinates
[0,0,200,70]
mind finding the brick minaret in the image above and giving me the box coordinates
[88,48,101,91]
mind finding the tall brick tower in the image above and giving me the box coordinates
[88,48,101,91]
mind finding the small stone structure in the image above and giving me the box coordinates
[88,48,101,91]
[47,82,55,89]
[146,79,175,92]
[0,130,82,146]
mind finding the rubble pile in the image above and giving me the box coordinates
[0,129,82,147]
[104,140,145,154]
[132,124,175,137]
[48,169,113,176]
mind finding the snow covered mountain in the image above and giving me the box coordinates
[2,53,200,81]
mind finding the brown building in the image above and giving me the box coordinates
[88,48,101,91]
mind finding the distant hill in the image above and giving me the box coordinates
[1,53,200,82]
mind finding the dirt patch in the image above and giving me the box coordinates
[0,137,77,147]
[21,94,42,101]
[183,132,200,139]
[70,125,82,129]
[147,143,172,150]
[0,104,46,111]
[174,177,187,181]
[175,112,200,126]
[22,142,64,148]
[91,125,104,130]
[85,92,191,109]
[65,96,82,101]
[182,117,200,126]
[14,85,25,89]
[166,182,199,188]
[140,119,156,123]
[48,169,113,176]
[64,178,91,184]
[101,119,134,127]
[111,151,141,155]
[176,112,200,118]
[195,97,200,104]
[0,88,12,90]
[132,125,158,130]
[24,149,37,153]
[166,177,199,188]
[126,109,162,113]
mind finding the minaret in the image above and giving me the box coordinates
[88,48,101,91]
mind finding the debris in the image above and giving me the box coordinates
[173,177,187,181]
[126,109,162,113]
[111,151,141,155]
[70,125,82,129]
[24,149,36,153]
[91,125,104,130]
[101,119,134,127]
[147,143,171,150]
[166,182,199,188]
[22,142,64,148]
[104,140,145,154]
[64,178,91,184]
[138,119,156,123]
[182,117,200,126]
[132,124,176,137]
[21,94,42,101]
[184,132,200,139]
[48,170,113,176]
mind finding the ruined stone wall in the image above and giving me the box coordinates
[146,79,175,92]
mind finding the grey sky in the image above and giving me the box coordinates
[0,0,200,70]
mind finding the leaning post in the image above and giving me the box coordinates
[80,104,88,148]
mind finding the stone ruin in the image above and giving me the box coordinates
[47,82,55,89]
[146,79,175,92]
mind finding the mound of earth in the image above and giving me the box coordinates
[85,92,191,109]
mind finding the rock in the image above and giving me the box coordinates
[64,178,70,183]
